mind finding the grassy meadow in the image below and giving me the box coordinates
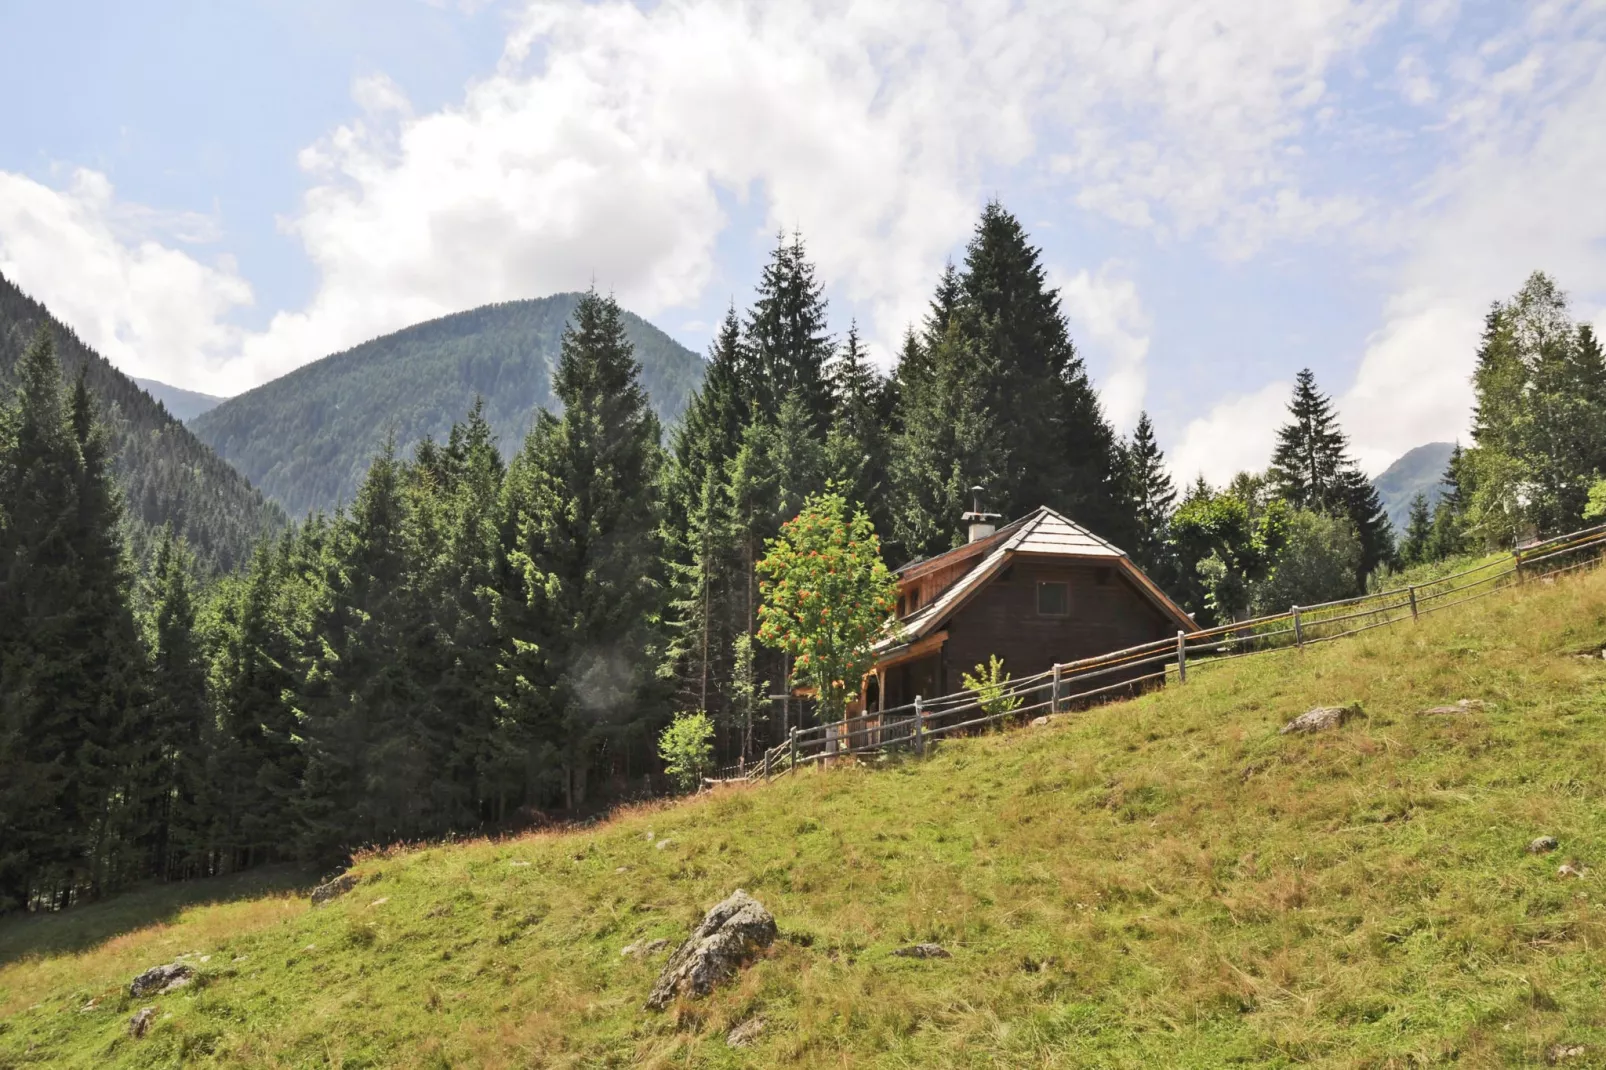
[7,566,1606,1067]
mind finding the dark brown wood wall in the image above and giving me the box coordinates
[941,558,1172,684]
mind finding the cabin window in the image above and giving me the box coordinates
[896,594,906,617]
[1037,581,1069,617]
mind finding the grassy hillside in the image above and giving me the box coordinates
[0,272,283,573]
[1373,442,1455,531]
[189,295,705,517]
[7,567,1606,1067]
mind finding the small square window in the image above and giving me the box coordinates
[1037,581,1069,617]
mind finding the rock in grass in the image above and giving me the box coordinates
[1279,704,1364,735]
[310,873,358,907]
[127,1007,157,1038]
[129,963,194,998]
[1528,836,1560,854]
[727,1017,766,1048]
[1422,699,1487,715]
[892,943,951,959]
[1547,1042,1586,1064]
[621,938,671,959]
[1558,861,1588,879]
[1030,715,1050,727]
[646,890,776,1010]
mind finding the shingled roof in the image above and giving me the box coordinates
[874,506,1194,656]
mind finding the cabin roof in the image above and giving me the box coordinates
[874,506,1193,656]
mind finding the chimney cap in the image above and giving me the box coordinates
[962,485,1000,523]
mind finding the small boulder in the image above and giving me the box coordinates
[127,1007,157,1038]
[727,1017,766,1048]
[129,962,194,998]
[621,938,671,959]
[1029,715,1050,727]
[1422,699,1487,715]
[1528,836,1560,854]
[1547,1042,1587,1064]
[646,890,776,1010]
[654,838,674,851]
[1558,861,1588,879]
[310,873,358,907]
[892,943,951,959]
[1280,704,1364,735]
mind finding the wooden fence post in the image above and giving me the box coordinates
[913,695,925,757]
[763,747,771,782]
[1051,663,1062,714]
[1292,605,1303,648]
[1176,631,1187,684]
[788,727,798,775]
[1514,548,1525,584]
[1408,584,1419,621]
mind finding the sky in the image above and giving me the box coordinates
[1,0,1604,484]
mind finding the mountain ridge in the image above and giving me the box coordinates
[1372,441,1455,531]
[190,294,705,517]
[132,377,225,422]
[0,271,283,572]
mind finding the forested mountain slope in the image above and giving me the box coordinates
[132,377,224,422]
[6,563,1606,1066]
[1373,441,1454,530]
[190,295,704,516]
[0,272,281,573]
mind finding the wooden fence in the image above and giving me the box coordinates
[724,519,1606,783]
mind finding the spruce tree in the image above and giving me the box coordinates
[1118,412,1179,587]
[1268,368,1393,578]
[502,289,664,810]
[745,232,834,430]
[825,321,892,530]
[144,526,210,879]
[1399,493,1434,567]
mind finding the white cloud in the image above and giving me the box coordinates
[1056,264,1150,433]
[0,169,253,392]
[1168,380,1290,487]
[1339,0,1606,473]
[2,0,1412,395]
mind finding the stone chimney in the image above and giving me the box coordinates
[961,486,1001,543]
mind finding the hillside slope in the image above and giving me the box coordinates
[189,295,705,517]
[1373,441,1455,530]
[6,568,1606,1066]
[0,272,282,573]
[131,377,225,422]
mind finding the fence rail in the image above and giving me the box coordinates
[726,521,1606,783]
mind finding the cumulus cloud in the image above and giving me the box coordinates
[0,169,253,392]
[1168,380,1291,487]
[1339,0,1606,473]
[1056,264,1150,434]
[1,0,1408,396]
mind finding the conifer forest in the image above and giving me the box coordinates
[3,203,1604,913]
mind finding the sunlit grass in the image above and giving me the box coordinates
[6,566,1606,1066]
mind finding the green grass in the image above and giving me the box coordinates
[9,569,1606,1067]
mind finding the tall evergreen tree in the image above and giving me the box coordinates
[1267,368,1393,578]
[502,289,665,810]
[825,321,891,528]
[745,231,834,430]
[143,526,210,880]
[891,202,1123,555]
[1118,412,1179,586]
[1398,493,1434,567]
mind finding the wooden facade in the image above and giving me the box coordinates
[861,507,1195,715]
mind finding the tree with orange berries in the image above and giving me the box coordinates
[756,491,898,725]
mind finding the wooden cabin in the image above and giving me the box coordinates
[858,506,1195,715]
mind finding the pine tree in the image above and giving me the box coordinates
[144,526,210,879]
[1399,493,1434,567]
[745,232,834,430]
[825,321,892,531]
[1268,368,1393,578]
[1118,412,1179,586]
[502,289,665,810]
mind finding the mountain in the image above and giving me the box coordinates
[0,272,283,573]
[1372,441,1455,530]
[190,294,705,517]
[132,376,225,421]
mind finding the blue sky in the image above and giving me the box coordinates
[2,0,1604,482]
